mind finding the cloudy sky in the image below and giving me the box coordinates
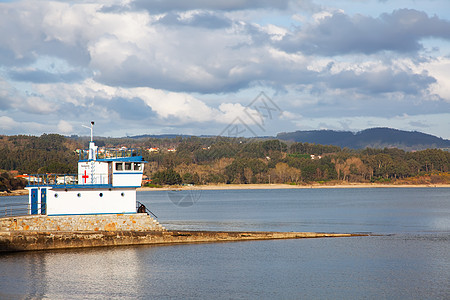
[1,0,450,139]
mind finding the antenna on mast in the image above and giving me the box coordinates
[82,121,97,160]
[82,121,95,142]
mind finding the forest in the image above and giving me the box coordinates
[0,134,449,190]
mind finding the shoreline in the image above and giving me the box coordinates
[138,183,450,191]
[2,182,449,197]
[0,189,28,196]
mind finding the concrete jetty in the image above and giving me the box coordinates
[0,214,365,252]
[0,230,362,252]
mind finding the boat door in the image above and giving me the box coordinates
[108,162,113,184]
[40,188,47,215]
[31,188,38,215]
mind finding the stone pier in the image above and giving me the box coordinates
[0,214,366,252]
[0,213,165,232]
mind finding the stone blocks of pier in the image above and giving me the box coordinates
[0,213,165,232]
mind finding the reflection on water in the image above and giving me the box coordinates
[1,234,449,299]
[42,248,144,299]
[1,247,146,299]
[1,188,449,298]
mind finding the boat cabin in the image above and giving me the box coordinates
[25,123,146,216]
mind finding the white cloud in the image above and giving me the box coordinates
[57,119,73,134]
[422,56,450,101]
[0,116,49,135]
[218,102,261,124]
[30,79,265,126]
[0,0,449,138]
[0,116,16,130]
[136,89,218,123]
[24,96,58,114]
[280,110,301,120]
[255,23,288,41]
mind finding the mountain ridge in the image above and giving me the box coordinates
[276,127,450,150]
[67,127,450,151]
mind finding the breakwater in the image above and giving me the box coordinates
[0,214,364,252]
[0,230,359,252]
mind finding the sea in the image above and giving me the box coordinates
[0,188,449,299]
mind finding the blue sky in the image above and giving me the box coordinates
[1,0,450,139]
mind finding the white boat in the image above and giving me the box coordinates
[25,122,147,216]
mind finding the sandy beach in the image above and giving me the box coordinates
[138,182,450,191]
[3,183,448,197]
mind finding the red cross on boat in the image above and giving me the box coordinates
[82,170,89,183]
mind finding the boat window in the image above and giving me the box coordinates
[125,162,132,170]
[116,163,123,171]
[134,163,141,171]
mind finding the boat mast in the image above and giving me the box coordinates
[82,121,96,160]
[82,121,95,142]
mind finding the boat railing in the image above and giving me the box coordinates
[25,174,74,187]
[25,173,110,187]
[136,201,158,219]
[0,202,30,217]
[78,147,144,161]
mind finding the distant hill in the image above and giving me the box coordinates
[69,127,449,151]
[276,128,450,150]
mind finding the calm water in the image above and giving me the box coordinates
[1,188,449,299]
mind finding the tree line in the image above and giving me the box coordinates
[0,134,449,189]
[144,137,450,185]
[0,134,79,174]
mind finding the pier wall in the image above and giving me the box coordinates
[0,230,357,252]
[0,215,365,252]
[0,214,164,232]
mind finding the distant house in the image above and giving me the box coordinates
[56,175,76,185]
[141,175,152,185]
[310,155,322,160]
[167,148,176,152]
[17,174,42,184]
[147,147,159,152]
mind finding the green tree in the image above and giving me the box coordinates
[182,172,201,185]
[152,169,182,185]
[0,172,26,192]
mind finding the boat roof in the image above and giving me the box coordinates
[79,156,146,163]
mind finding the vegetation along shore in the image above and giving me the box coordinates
[0,133,449,193]
[137,183,450,191]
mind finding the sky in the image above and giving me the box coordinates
[1,0,450,139]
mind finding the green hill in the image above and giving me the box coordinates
[277,128,450,150]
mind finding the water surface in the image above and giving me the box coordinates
[1,188,449,299]
[139,188,450,234]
